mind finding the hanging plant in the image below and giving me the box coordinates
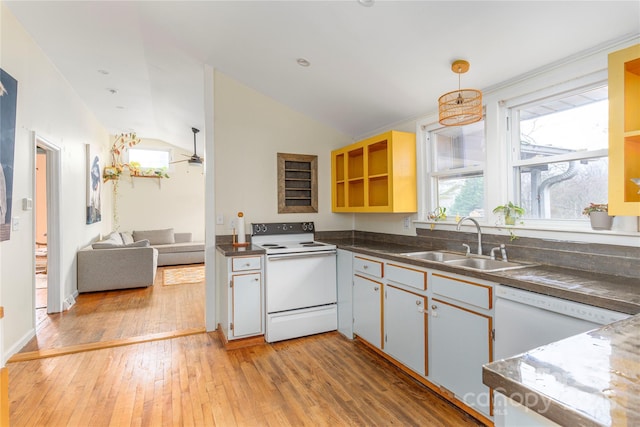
[103,132,141,182]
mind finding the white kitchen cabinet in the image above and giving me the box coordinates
[429,273,494,417]
[337,249,354,338]
[353,274,383,348]
[216,251,264,341]
[384,285,427,375]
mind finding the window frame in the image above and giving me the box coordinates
[506,81,609,226]
[422,119,486,221]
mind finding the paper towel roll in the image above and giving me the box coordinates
[237,212,246,243]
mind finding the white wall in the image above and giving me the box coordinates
[115,139,205,241]
[0,4,111,361]
[213,71,354,233]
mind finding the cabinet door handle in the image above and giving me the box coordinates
[363,265,369,269]
[416,300,422,306]
[254,277,259,282]
[431,305,437,309]
[374,286,379,291]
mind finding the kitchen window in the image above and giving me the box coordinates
[509,85,609,220]
[425,119,485,218]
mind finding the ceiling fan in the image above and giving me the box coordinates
[172,127,203,166]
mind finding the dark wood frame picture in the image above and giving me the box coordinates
[277,153,318,213]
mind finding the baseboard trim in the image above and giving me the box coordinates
[217,326,265,350]
[8,327,206,363]
[4,328,36,365]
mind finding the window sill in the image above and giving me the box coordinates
[414,219,640,246]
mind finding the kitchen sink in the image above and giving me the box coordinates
[401,250,534,272]
[444,257,533,272]
[401,251,468,262]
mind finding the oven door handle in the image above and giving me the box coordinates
[267,250,336,261]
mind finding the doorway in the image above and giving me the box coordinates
[35,148,48,325]
[33,133,62,315]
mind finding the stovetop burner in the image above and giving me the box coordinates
[251,222,336,254]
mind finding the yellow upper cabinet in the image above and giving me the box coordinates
[608,44,640,216]
[332,131,416,213]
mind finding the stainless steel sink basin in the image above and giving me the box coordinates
[444,257,532,272]
[402,251,468,262]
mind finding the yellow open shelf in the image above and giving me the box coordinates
[609,44,640,216]
[331,130,416,213]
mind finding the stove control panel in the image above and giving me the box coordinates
[251,222,314,235]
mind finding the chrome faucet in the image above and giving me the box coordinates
[456,216,483,255]
[490,244,508,261]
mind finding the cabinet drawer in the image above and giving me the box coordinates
[232,256,262,272]
[353,256,383,278]
[385,263,427,291]
[431,273,492,310]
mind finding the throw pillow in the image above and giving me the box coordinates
[126,239,150,248]
[120,232,134,245]
[133,228,175,245]
[105,231,124,245]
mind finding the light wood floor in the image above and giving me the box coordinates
[8,266,483,426]
[19,265,205,352]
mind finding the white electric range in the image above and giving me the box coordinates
[251,222,337,343]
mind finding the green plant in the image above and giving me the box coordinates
[493,202,525,225]
[428,206,447,221]
[428,207,447,230]
[582,203,608,216]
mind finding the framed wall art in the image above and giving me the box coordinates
[86,144,102,224]
[0,68,18,242]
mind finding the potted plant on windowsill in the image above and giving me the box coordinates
[582,203,613,230]
[493,202,525,226]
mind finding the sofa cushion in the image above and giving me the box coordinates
[153,241,204,254]
[133,228,175,245]
[120,232,134,245]
[126,239,150,248]
[92,241,121,249]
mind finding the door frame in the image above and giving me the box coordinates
[33,132,63,313]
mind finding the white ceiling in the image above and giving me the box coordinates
[5,1,640,151]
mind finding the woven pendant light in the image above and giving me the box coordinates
[438,60,482,126]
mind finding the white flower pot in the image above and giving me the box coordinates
[589,211,613,230]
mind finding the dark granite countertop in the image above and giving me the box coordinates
[320,238,640,315]
[483,315,640,427]
[216,244,265,257]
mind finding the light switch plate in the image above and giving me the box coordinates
[12,217,19,231]
[22,198,33,211]
[216,213,224,225]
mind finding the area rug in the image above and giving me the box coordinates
[163,265,205,286]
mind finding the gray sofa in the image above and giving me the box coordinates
[133,229,205,266]
[77,228,204,293]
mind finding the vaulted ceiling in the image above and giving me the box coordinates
[5,1,640,151]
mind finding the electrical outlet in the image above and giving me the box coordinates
[216,213,224,225]
[230,219,236,230]
[403,216,411,229]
